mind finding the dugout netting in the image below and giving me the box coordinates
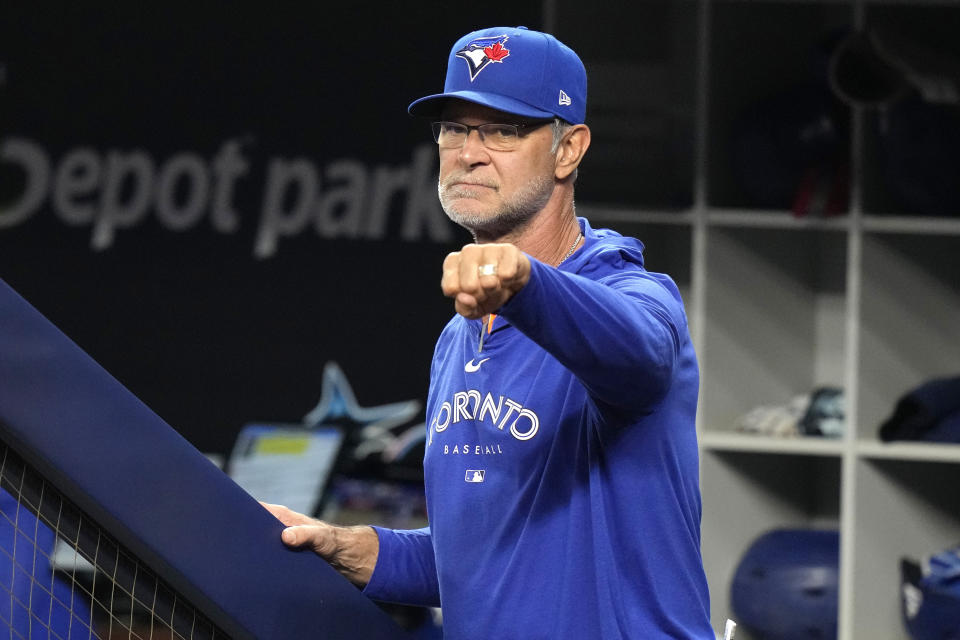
[0,437,226,640]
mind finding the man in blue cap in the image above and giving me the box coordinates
[265,26,714,639]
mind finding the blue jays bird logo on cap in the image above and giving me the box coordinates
[456,35,511,82]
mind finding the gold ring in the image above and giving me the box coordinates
[478,264,497,276]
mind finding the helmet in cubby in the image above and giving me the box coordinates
[901,546,960,640]
[731,528,839,640]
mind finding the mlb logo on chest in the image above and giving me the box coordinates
[465,469,486,483]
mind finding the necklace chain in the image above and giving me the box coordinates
[557,232,583,267]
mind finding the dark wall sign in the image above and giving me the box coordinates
[0,3,543,456]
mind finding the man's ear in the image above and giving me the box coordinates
[554,125,591,181]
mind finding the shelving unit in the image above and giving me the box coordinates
[571,0,960,638]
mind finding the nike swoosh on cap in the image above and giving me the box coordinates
[464,358,490,373]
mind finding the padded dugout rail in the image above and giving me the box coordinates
[0,278,407,639]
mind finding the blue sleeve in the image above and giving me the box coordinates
[362,526,441,607]
[499,256,686,414]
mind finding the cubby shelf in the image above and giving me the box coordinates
[700,432,846,456]
[575,1,960,638]
[862,215,960,235]
[856,440,960,463]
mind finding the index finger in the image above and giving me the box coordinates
[260,502,318,527]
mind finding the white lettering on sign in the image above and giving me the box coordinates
[0,136,453,257]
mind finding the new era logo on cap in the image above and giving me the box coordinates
[559,90,571,106]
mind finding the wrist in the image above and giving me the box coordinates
[334,525,379,587]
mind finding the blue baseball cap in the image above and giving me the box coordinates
[408,26,587,124]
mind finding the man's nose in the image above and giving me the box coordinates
[458,128,490,165]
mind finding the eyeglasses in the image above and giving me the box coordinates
[431,120,551,151]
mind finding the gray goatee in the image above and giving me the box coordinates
[438,174,554,238]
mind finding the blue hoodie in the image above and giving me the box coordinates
[364,218,713,639]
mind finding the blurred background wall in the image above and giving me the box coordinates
[0,2,697,459]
